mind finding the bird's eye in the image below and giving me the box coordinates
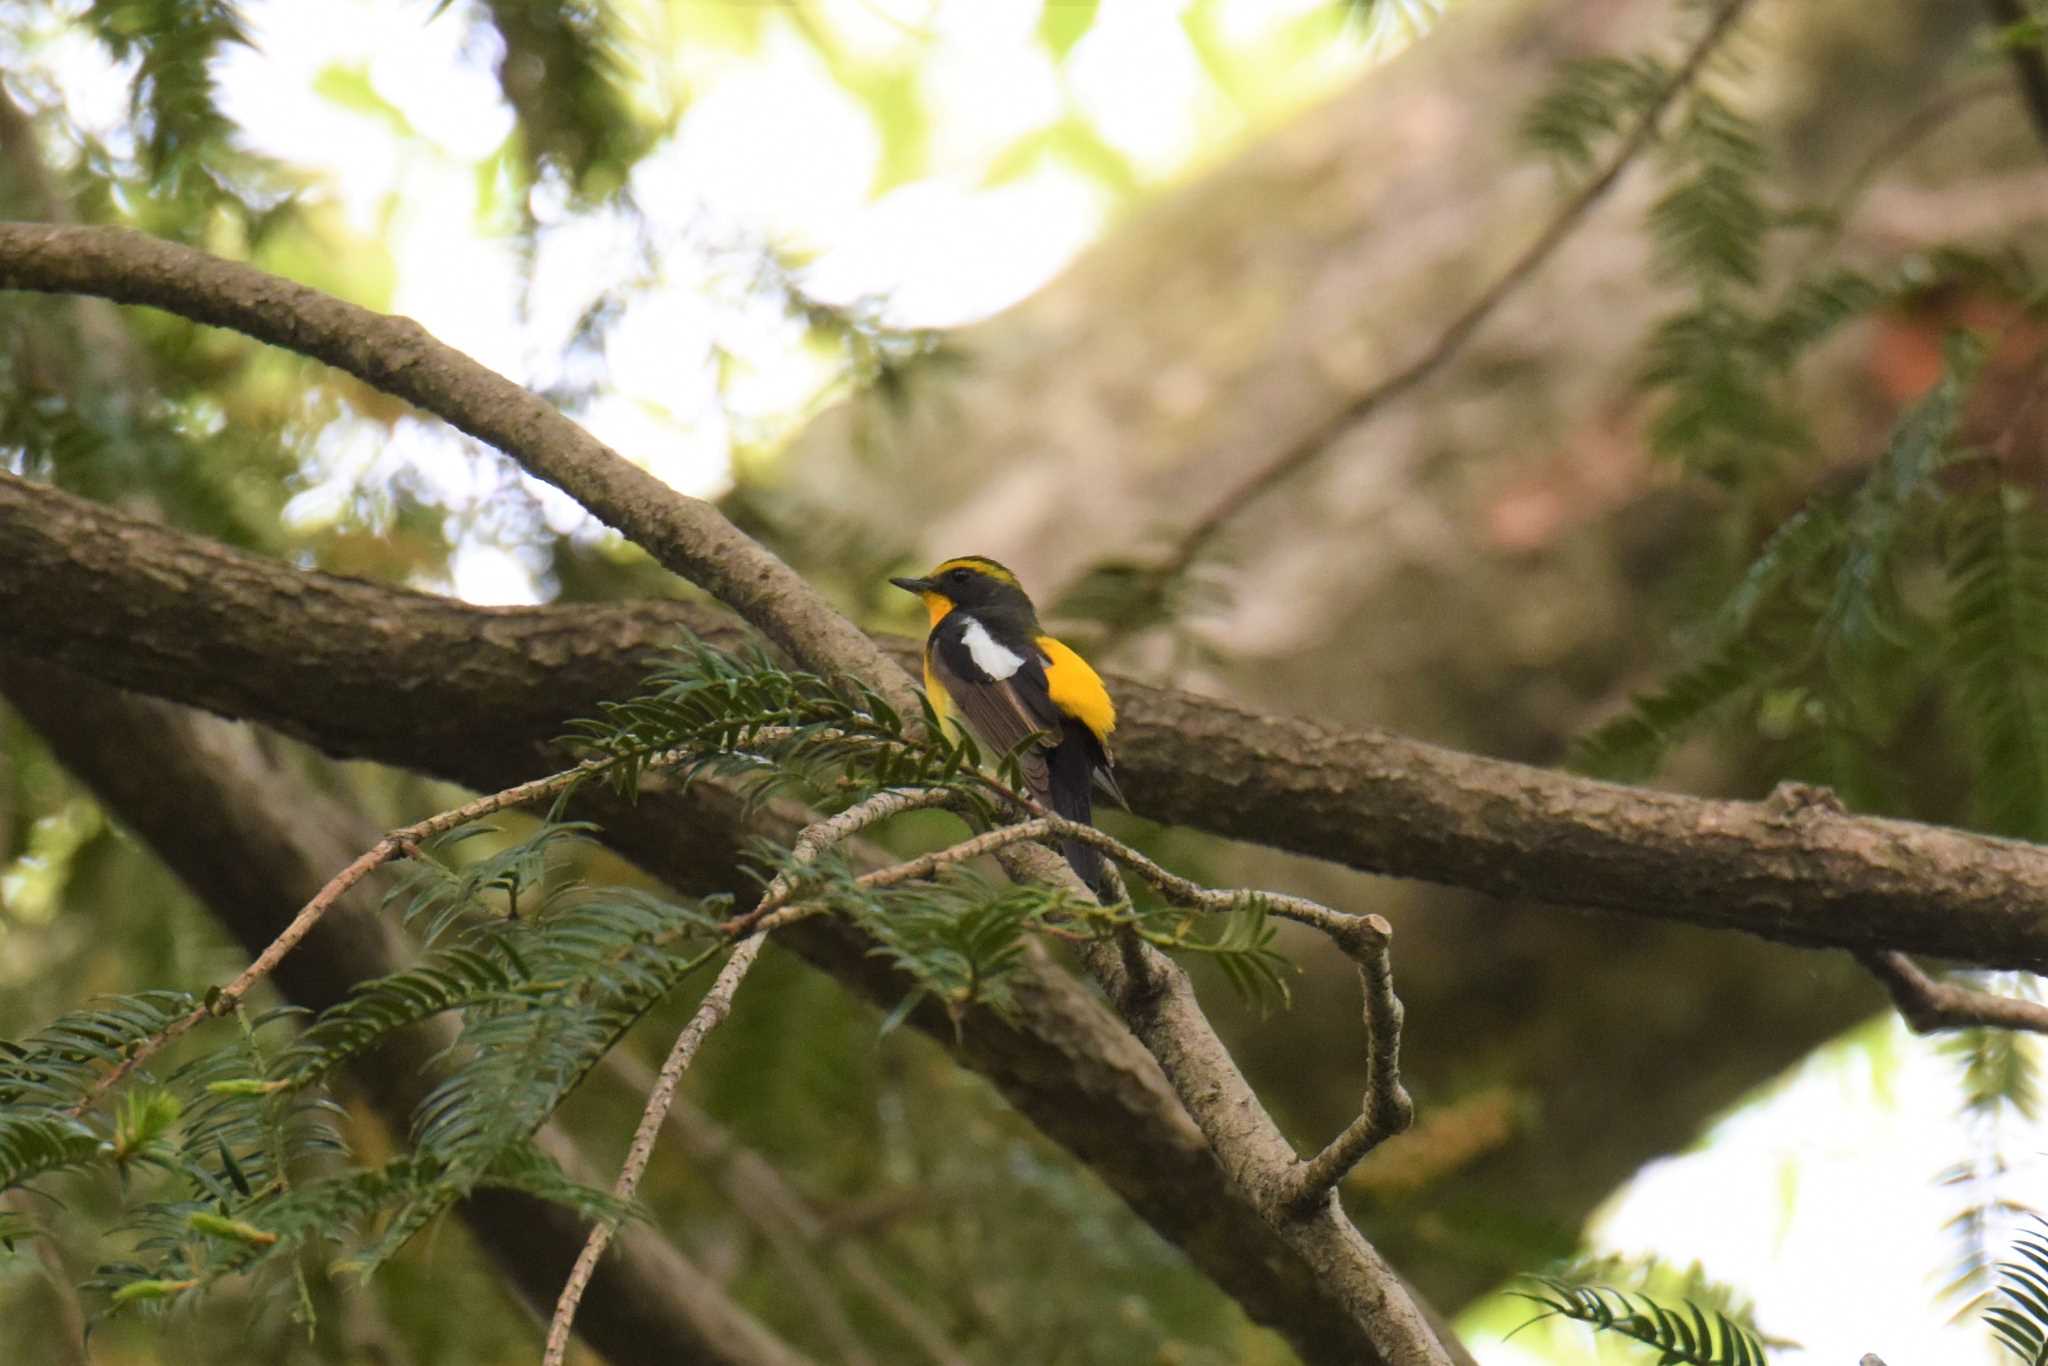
[947,568,971,583]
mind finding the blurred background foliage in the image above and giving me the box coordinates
[3,0,2048,1362]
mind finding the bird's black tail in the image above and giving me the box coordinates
[1046,730,1113,901]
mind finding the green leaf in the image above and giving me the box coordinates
[310,62,418,142]
[1039,0,1100,60]
[1508,1276,1773,1366]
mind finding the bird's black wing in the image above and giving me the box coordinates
[930,616,1124,898]
[927,618,1064,801]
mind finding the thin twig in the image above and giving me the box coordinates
[545,786,929,1364]
[1858,949,2048,1034]
[1277,918,1413,1211]
[542,935,768,1366]
[602,1056,970,1366]
[1142,0,1754,588]
[1987,0,2048,160]
[719,787,961,936]
[728,809,1379,949]
[66,749,688,1117]
[604,1058,882,1366]
[1817,74,2006,248]
[1051,816,1380,941]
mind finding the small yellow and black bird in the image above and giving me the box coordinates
[890,556,1124,896]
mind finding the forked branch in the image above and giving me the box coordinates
[1279,915,1413,1212]
[1859,949,2048,1035]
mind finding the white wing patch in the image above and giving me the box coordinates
[958,616,1027,680]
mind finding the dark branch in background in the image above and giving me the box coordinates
[1859,950,2048,1034]
[1986,0,2048,159]
[1133,0,1753,588]
[0,222,918,720]
[1817,74,2009,242]
[0,661,810,1366]
[18,473,2048,975]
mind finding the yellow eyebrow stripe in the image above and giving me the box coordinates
[930,556,1019,585]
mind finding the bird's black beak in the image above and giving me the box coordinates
[889,576,934,595]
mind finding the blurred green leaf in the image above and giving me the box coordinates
[1039,0,1099,60]
[311,62,419,143]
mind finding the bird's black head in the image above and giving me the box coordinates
[890,556,1037,627]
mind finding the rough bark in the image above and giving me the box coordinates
[6,471,2046,971]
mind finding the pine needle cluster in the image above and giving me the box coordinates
[0,638,1296,1326]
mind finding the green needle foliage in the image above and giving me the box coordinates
[0,636,1298,1326]
[1991,1221,2048,1364]
[83,0,256,205]
[568,635,1025,820]
[1512,1276,1773,1366]
[473,0,650,199]
[1564,327,1998,790]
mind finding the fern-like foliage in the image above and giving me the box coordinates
[472,0,651,198]
[1573,338,1983,783]
[0,1112,110,1190]
[1044,553,1232,664]
[72,852,725,1308]
[1991,1220,2048,1364]
[0,991,196,1113]
[1512,1276,1772,1366]
[745,837,1293,1021]
[1519,54,1671,171]
[1939,985,2045,1317]
[568,636,1029,818]
[1947,487,2048,842]
[4,634,1299,1321]
[383,820,598,943]
[81,0,262,209]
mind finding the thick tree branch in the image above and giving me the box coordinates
[13,472,2048,974]
[0,221,916,720]
[0,144,1471,1365]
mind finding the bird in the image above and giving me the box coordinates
[890,555,1125,898]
